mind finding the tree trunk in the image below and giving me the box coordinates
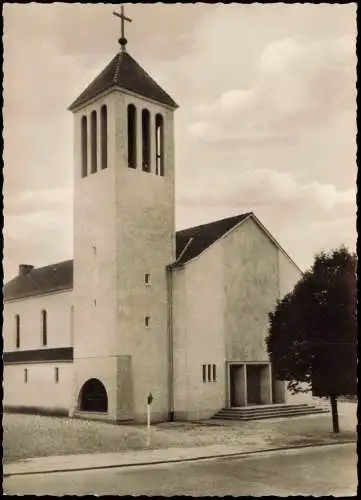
[330,394,340,433]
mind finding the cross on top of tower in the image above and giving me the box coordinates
[113,5,132,52]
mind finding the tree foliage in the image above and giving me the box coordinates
[267,246,357,403]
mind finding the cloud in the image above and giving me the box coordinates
[4,188,72,217]
[3,188,73,281]
[189,34,356,143]
[179,168,355,223]
[3,3,357,278]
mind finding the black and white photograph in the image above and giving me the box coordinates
[3,2,357,496]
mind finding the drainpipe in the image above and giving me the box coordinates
[167,237,194,422]
[166,263,175,421]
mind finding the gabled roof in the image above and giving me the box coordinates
[175,213,252,265]
[4,260,73,301]
[4,212,301,300]
[69,51,178,111]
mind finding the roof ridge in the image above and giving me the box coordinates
[176,212,253,235]
[113,51,122,83]
[31,259,73,272]
[125,52,176,103]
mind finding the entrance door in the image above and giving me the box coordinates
[79,378,108,412]
[246,365,262,405]
[229,365,246,407]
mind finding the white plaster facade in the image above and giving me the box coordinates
[3,47,311,423]
[3,290,74,414]
[71,84,175,423]
[4,362,73,415]
[3,290,73,352]
[172,216,305,420]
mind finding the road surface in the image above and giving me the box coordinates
[4,443,356,496]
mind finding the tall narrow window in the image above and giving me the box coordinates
[202,364,207,383]
[41,310,47,346]
[100,105,107,170]
[55,367,59,383]
[70,305,74,345]
[212,364,217,382]
[207,364,212,382]
[15,314,20,348]
[24,368,28,384]
[142,109,151,172]
[90,110,97,173]
[81,116,88,177]
[127,104,137,168]
[155,113,164,176]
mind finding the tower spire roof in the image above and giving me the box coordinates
[68,51,178,111]
[68,6,178,112]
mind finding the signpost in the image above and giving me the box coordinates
[147,392,153,448]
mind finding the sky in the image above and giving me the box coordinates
[3,3,357,280]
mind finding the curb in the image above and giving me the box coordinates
[4,440,355,478]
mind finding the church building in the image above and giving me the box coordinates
[3,9,315,423]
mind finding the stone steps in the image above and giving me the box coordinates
[211,404,329,421]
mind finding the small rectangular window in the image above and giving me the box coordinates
[55,367,59,383]
[207,364,212,382]
[212,364,217,382]
[202,364,207,383]
[144,273,151,285]
[24,368,28,384]
[145,316,150,328]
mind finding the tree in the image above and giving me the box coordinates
[267,246,357,433]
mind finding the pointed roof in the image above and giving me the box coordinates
[69,51,178,111]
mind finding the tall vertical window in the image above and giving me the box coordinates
[202,363,217,382]
[155,113,164,176]
[202,364,207,383]
[55,367,59,383]
[70,305,74,345]
[100,105,107,170]
[212,364,217,382]
[41,310,47,346]
[142,109,151,172]
[90,110,97,173]
[81,116,88,177]
[15,314,20,348]
[24,368,28,384]
[127,104,137,168]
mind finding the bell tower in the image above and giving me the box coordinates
[68,6,178,422]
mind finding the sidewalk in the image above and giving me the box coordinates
[4,439,355,477]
